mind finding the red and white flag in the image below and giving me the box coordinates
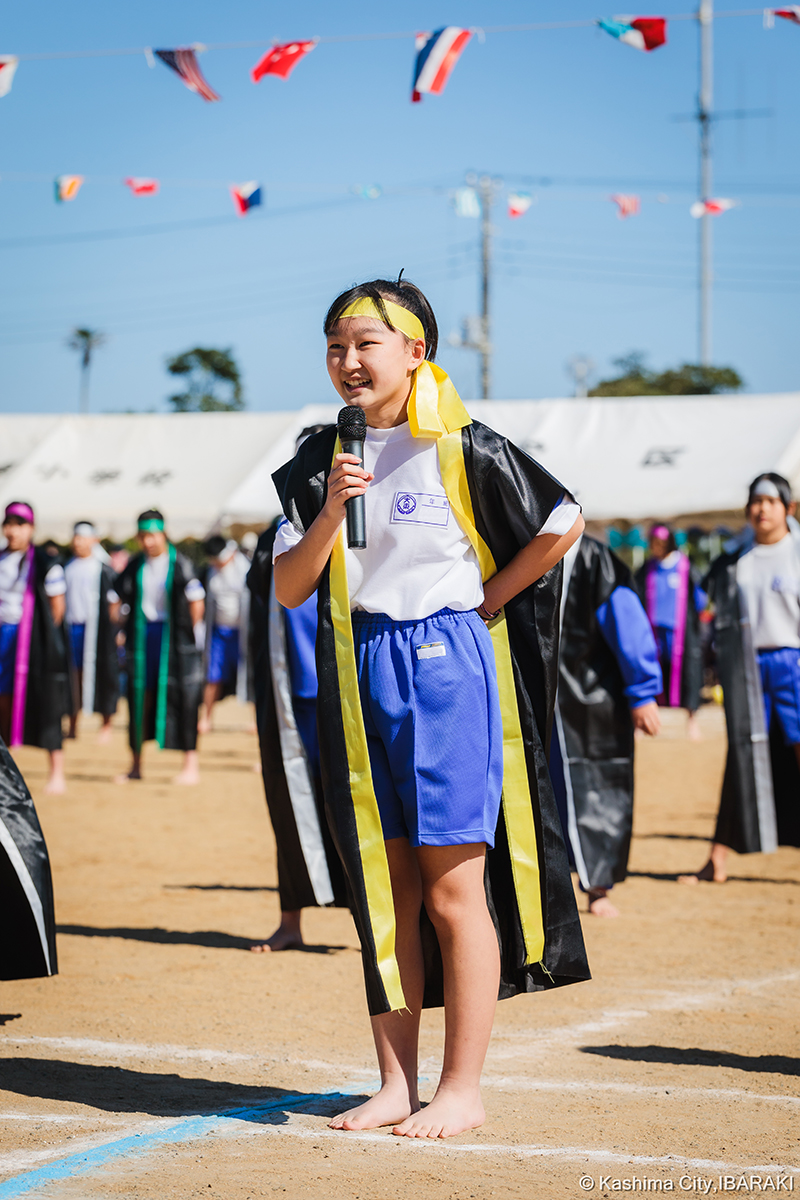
[154,47,220,102]
[598,16,667,51]
[690,198,735,217]
[412,27,472,102]
[774,7,800,23]
[610,194,641,219]
[251,41,316,82]
[0,55,18,98]
[124,177,159,196]
[508,192,533,219]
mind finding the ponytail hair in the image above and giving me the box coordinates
[323,278,439,362]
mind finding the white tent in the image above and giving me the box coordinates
[1,393,798,540]
[0,412,297,541]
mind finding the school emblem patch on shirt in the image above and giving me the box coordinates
[391,491,450,528]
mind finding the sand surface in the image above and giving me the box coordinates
[1,700,798,1199]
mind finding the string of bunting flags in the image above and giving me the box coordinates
[0,10,798,104]
[26,174,743,221]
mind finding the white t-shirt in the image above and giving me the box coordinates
[0,550,66,626]
[736,533,800,649]
[273,422,579,622]
[207,551,249,628]
[142,551,205,622]
[65,555,119,625]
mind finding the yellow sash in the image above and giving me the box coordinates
[328,363,545,1010]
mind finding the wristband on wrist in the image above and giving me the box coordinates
[477,601,501,622]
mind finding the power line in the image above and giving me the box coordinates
[7,10,771,62]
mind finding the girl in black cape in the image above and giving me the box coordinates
[271,278,590,1140]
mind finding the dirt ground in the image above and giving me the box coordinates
[1,700,798,1200]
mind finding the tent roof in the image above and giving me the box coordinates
[0,412,296,541]
[1,393,798,539]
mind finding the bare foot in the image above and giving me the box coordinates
[392,1086,484,1139]
[251,930,305,953]
[678,859,727,885]
[43,775,67,796]
[96,725,113,745]
[588,893,620,918]
[687,714,703,743]
[113,770,142,785]
[330,1079,419,1132]
[173,767,200,785]
[197,717,211,735]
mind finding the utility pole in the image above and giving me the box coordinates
[478,174,493,400]
[451,173,501,399]
[698,0,713,366]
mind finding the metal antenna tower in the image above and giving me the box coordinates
[698,0,714,365]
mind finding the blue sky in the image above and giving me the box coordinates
[1,1,798,413]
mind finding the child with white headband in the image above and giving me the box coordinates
[272,278,590,1139]
[682,472,800,884]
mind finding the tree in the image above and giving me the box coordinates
[589,352,743,397]
[67,327,107,415]
[166,347,244,412]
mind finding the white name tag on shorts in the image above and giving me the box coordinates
[391,491,450,527]
[416,642,446,660]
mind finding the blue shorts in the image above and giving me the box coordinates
[146,621,164,692]
[207,625,239,685]
[352,607,503,848]
[758,647,800,745]
[0,624,18,696]
[69,623,86,668]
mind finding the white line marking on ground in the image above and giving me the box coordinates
[480,1077,800,1106]
[2,1037,255,1064]
[265,1118,800,1175]
[489,970,800,1056]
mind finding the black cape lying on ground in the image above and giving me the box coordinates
[116,551,204,752]
[635,556,704,712]
[274,420,590,1015]
[705,543,800,853]
[67,561,120,720]
[556,536,637,891]
[19,548,69,752]
[0,736,57,980]
[247,525,347,913]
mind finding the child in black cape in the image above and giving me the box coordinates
[272,279,590,1140]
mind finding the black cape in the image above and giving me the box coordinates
[116,551,204,752]
[705,542,800,853]
[274,420,590,1016]
[66,560,120,720]
[635,556,703,712]
[13,548,69,752]
[555,537,641,891]
[247,526,347,913]
[0,736,58,980]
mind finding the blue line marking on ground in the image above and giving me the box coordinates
[0,1091,351,1199]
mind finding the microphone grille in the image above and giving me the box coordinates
[337,406,367,439]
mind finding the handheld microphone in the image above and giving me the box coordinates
[337,406,367,549]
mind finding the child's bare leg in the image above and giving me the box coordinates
[114,750,142,783]
[198,683,221,734]
[588,887,619,917]
[174,749,200,785]
[687,710,702,742]
[251,910,304,952]
[393,842,499,1140]
[96,715,114,744]
[43,749,66,795]
[678,840,728,884]
[330,837,424,1131]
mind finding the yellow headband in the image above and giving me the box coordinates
[335,296,425,342]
